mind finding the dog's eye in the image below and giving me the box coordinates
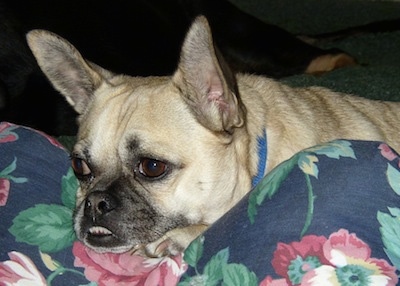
[71,157,91,177]
[138,158,167,178]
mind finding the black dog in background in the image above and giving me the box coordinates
[0,0,354,135]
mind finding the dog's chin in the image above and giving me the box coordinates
[81,228,173,257]
[78,224,182,257]
[85,243,134,254]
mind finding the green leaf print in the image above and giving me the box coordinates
[378,151,400,271]
[388,207,400,217]
[203,247,229,285]
[305,140,356,159]
[298,140,356,237]
[9,204,76,253]
[0,157,28,183]
[184,236,205,268]
[248,153,299,224]
[248,140,357,237]
[377,208,400,270]
[181,237,260,286]
[386,163,400,195]
[248,140,356,225]
[0,157,17,176]
[61,167,79,210]
[298,154,319,178]
[300,173,316,238]
[222,263,258,286]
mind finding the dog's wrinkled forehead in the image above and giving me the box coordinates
[75,76,207,165]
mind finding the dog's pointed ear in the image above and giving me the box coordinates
[26,30,111,114]
[173,16,245,134]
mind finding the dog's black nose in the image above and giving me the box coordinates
[84,191,118,217]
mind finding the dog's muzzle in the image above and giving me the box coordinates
[74,181,192,254]
[74,181,165,253]
[73,189,133,253]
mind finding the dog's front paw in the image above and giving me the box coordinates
[145,237,184,258]
[143,224,208,258]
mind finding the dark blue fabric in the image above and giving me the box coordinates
[1,123,399,285]
[0,123,89,285]
[180,140,400,285]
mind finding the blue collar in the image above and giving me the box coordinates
[251,129,267,188]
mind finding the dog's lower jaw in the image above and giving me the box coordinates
[77,226,137,254]
[141,224,209,258]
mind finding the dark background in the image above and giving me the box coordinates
[0,0,399,136]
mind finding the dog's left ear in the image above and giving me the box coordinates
[26,29,113,115]
[173,16,245,134]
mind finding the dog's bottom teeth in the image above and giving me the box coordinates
[88,226,113,236]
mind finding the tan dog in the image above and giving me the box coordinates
[26,16,400,257]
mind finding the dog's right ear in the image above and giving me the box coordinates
[26,30,109,114]
[173,16,245,134]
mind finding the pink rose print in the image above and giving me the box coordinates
[0,251,46,285]
[271,235,330,284]
[269,229,398,286]
[302,229,398,286]
[0,121,65,149]
[0,122,18,143]
[0,178,10,206]
[379,143,399,161]
[0,158,27,204]
[73,241,187,286]
[259,275,289,286]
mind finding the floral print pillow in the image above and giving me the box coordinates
[180,140,400,285]
[0,122,185,285]
[0,122,399,286]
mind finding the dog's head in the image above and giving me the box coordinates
[26,16,252,255]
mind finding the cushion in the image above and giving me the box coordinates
[181,140,400,285]
[0,122,185,285]
[0,122,399,285]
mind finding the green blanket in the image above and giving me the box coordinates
[231,0,400,101]
[285,31,400,101]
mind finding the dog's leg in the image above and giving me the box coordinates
[305,52,357,74]
[140,224,208,258]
